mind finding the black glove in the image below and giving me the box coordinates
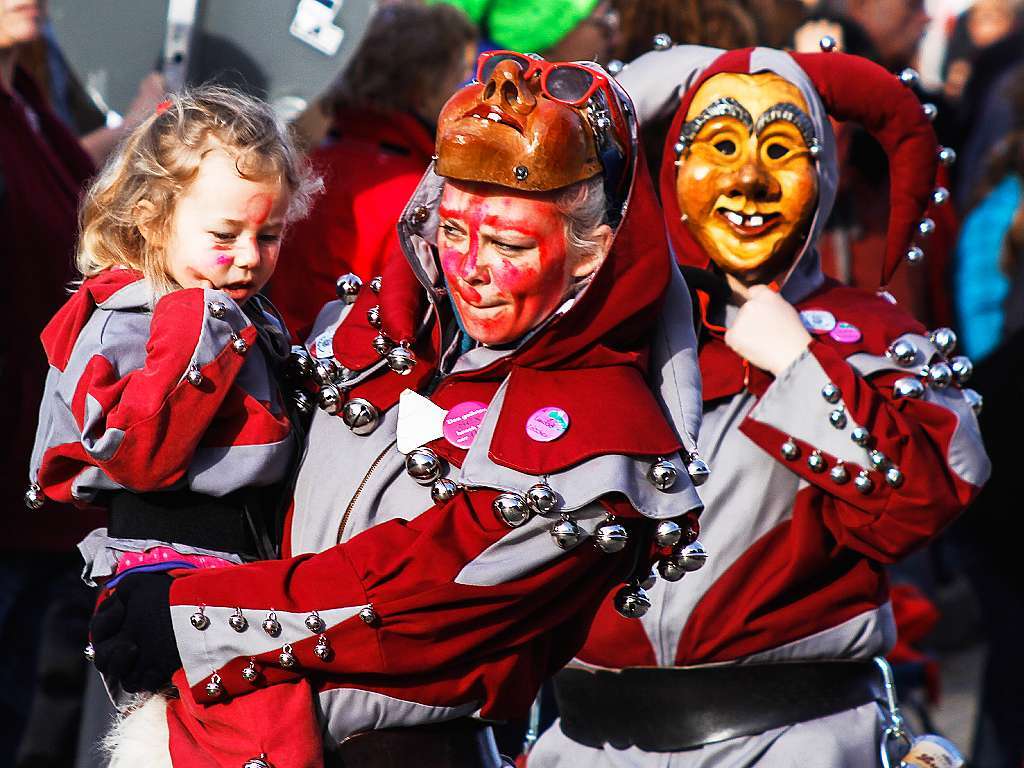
[90,572,181,693]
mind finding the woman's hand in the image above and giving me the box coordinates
[724,284,812,376]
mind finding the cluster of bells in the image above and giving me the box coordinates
[177,604,378,698]
[780,327,980,493]
[819,36,954,268]
[25,300,254,510]
[337,271,419,377]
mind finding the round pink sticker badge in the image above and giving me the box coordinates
[526,407,570,442]
[442,401,488,449]
[829,321,862,343]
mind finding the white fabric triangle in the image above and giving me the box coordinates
[396,389,448,454]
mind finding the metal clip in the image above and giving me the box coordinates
[875,657,914,768]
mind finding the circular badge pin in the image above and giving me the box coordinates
[799,309,837,335]
[526,407,570,442]
[830,321,862,343]
[442,401,488,449]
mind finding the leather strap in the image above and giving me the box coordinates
[554,661,881,752]
[326,720,508,768]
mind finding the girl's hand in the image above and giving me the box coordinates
[725,284,812,375]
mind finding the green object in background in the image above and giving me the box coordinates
[431,0,600,54]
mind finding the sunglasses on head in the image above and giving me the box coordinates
[475,50,611,107]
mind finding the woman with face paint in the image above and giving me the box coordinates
[89,52,707,768]
[529,45,990,768]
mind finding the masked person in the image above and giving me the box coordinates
[529,44,990,768]
[89,53,707,768]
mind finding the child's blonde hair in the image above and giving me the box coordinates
[77,84,320,295]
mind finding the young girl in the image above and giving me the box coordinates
[27,85,324,766]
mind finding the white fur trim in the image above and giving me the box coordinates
[103,693,172,768]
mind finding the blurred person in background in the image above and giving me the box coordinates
[0,1,163,764]
[272,2,477,340]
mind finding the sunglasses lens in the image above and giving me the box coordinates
[545,66,596,103]
[479,53,530,83]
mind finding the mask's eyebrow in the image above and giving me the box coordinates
[675,97,753,156]
[753,102,819,154]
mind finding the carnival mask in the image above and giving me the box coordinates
[436,52,611,191]
[675,72,819,283]
[437,180,607,345]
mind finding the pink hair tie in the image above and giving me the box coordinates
[155,99,172,115]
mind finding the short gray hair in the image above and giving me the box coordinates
[555,176,608,260]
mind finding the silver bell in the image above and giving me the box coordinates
[186,364,203,387]
[526,483,559,514]
[430,478,459,504]
[906,246,925,264]
[372,333,395,356]
[613,584,652,619]
[24,483,44,510]
[963,388,983,416]
[335,273,362,304]
[885,467,905,488]
[821,383,841,403]
[818,35,837,52]
[808,450,827,473]
[190,609,210,630]
[207,301,227,319]
[230,333,248,355]
[205,674,224,698]
[851,427,871,446]
[647,459,678,490]
[342,398,379,435]
[922,103,938,121]
[243,756,274,768]
[367,305,382,329]
[676,541,708,572]
[358,606,378,625]
[854,470,874,494]
[654,520,683,549]
[887,339,918,366]
[657,557,686,582]
[305,612,325,633]
[369,275,383,293]
[262,612,281,637]
[318,384,342,415]
[386,345,417,375]
[594,522,628,553]
[652,32,672,50]
[550,517,584,550]
[830,463,850,484]
[893,377,925,399]
[229,609,248,633]
[292,389,314,415]
[242,661,260,683]
[938,146,957,166]
[686,454,710,486]
[410,204,430,226]
[898,67,919,86]
[950,356,973,385]
[829,409,847,429]
[313,358,339,386]
[781,438,800,460]
[289,345,314,379]
[932,186,950,206]
[927,362,953,389]
[640,567,658,590]
[84,643,96,662]
[868,450,888,470]
[314,636,332,661]
[917,217,936,237]
[278,644,297,668]
[405,447,442,485]
[493,493,530,527]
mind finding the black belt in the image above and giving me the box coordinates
[107,488,276,560]
[554,661,881,752]
[326,720,508,768]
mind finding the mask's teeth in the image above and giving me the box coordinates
[748,215,763,227]
[725,211,743,226]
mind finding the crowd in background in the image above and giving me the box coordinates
[2,0,1023,766]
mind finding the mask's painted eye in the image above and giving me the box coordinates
[766,143,789,160]
[714,139,737,155]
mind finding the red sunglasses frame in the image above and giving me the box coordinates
[475,50,608,107]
